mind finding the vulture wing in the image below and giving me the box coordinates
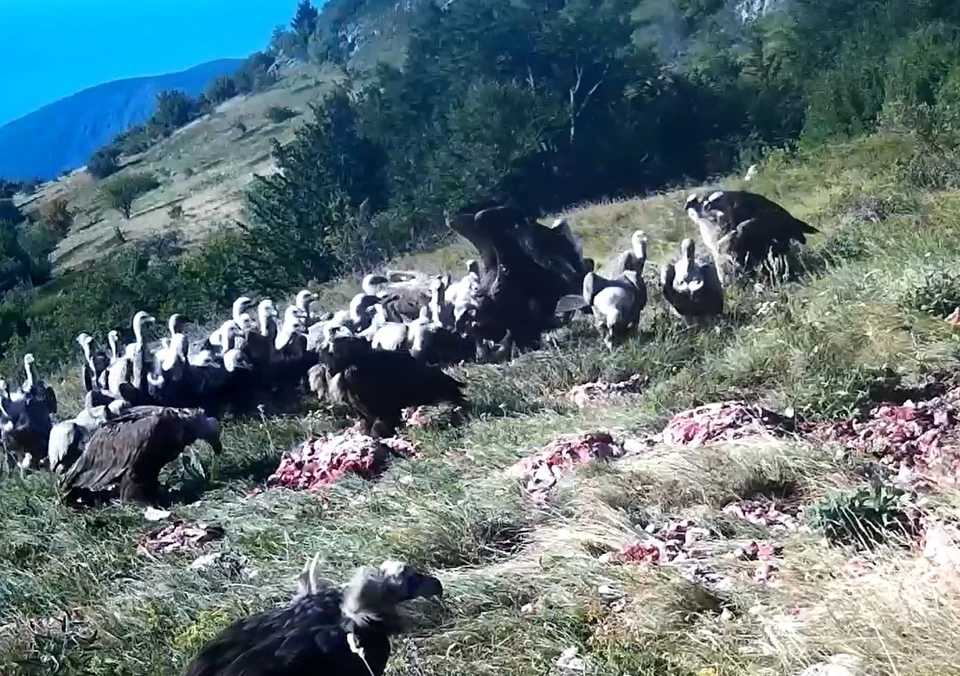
[183,590,390,676]
[62,414,161,493]
[347,351,466,411]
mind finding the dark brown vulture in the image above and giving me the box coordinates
[183,558,442,676]
[60,406,222,506]
[321,333,466,438]
[685,190,818,279]
[447,205,592,349]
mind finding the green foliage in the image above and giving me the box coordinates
[205,75,238,104]
[0,199,24,225]
[86,147,121,179]
[291,0,319,37]
[150,90,197,135]
[99,172,160,219]
[265,105,298,123]
[232,52,276,94]
[900,269,960,317]
[808,485,914,549]
[39,197,73,234]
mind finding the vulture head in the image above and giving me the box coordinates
[466,259,481,277]
[168,314,189,336]
[341,560,443,627]
[362,274,390,296]
[296,290,317,313]
[132,311,156,344]
[185,410,223,455]
[107,330,120,359]
[233,297,256,331]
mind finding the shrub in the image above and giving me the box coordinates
[168,204,184,221]
[39,197,73,234]
[87,147,121,179]
[233,120,248,136]
[0,199,24,226]
[206,76,238,104]
[900,268,960,317]
[265,105,298,124]
[808,485,915,549]
[99,173,161,219]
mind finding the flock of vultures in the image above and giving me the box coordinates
[0,189,817,675]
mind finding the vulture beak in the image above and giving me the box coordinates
[409,572,443,600]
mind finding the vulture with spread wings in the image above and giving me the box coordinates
[61,406,222,506]
[447,205,591,349]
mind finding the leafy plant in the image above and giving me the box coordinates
[900,269,960,317]
[99,173,161,219]
[265,105,298,123]
[808,485,915,548]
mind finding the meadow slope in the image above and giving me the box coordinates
[14,62,342,274]
[3,132,960,676]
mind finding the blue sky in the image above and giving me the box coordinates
[0,0,301,126]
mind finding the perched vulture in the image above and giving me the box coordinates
[661,238,724,323]
[448,205,591,349]
[601,230,648,279]
[321,333,466,437]
[685,190,818,279]
[183,558,442,676]
[61,406,222,506]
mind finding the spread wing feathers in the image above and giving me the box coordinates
[184,589,391,676]
[704,191,818,241]
[380,286,430,323]
[60,407,200,493]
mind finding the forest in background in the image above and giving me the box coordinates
[3,0,960,368]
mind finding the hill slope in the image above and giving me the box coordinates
[0,58,244,181]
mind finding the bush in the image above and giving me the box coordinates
[900,268,960,317]
[87,147,121,179]
[39,198,73,234]
[233,52,276,94]
[206,76,238,104]
[168,204,184,221]
[151,90,197,135]
[0,199,24,226]
[808,485,915,549]
[265,105,298,123]
[99,173,161,219]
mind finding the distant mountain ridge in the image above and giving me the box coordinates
[0,58,244,181]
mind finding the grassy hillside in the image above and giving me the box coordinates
[16,62,342,273]
[4,131,960,675]
[0,59,244,182]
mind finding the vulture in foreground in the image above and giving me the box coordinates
[320,333,466,437]
[183,558,443,676]
[661,238,724,323]
[61,406,222,506]
[685,190,818,279]
[448,205,592,349]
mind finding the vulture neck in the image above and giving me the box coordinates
[22,359,35,392]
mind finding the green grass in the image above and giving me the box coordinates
[4,130,960,675]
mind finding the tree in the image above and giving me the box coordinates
[39,197,73,234]
[246,88,388,283]
[100,173,160,219]
[206,75,238,104]
[233,52,277,94]
[87,146,121,179]
[0,199,24,226]
[150,90,197,134]
[291,1,319,37]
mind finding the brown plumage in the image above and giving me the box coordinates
[322,334,466,437]
[685,191,818,279]
[61,406,222,506]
